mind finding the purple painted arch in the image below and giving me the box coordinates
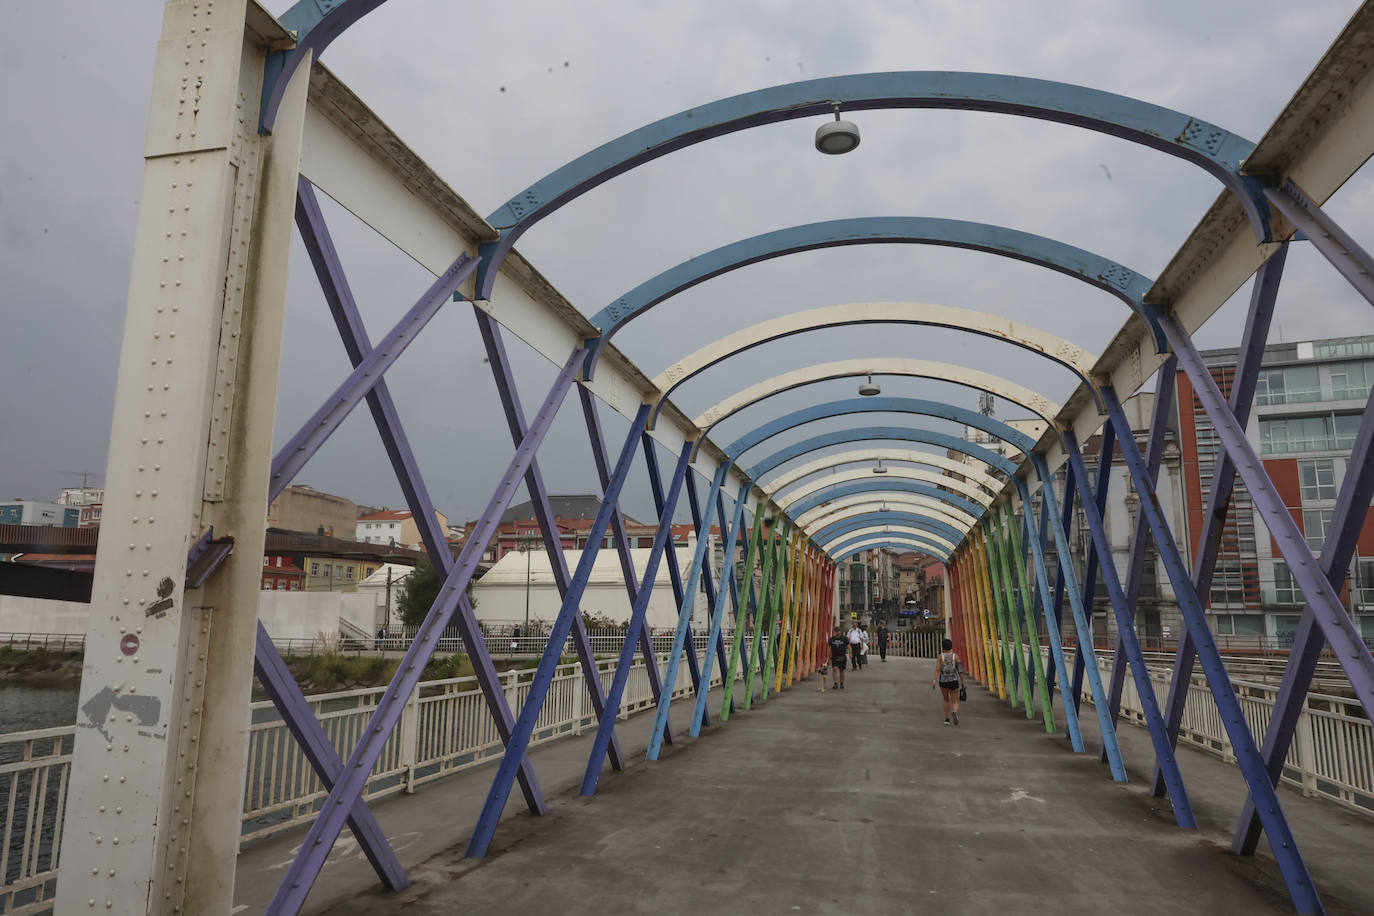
[479,71,1266,301]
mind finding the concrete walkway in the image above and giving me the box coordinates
[236,657,1374,915]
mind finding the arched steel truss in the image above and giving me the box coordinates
[66,7,1374,916]
[696,363,1059,446]
[796,497,976,535]
[580,217,1164,379]
[649,301,1097,426]
[760,448,1002,500]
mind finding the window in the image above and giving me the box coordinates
[1260,413,1360,454]
[1313,337,1374,360]
[1354,558,1374,606]
[1272,561,1302,604]
[310,562,320,576]
[1255,365,1319,405]
[1214,613,1265,636]
[1302,508,1333,552]
[345,566,354,580]
[1327,360,1374,401]
[1298,459,1337,501]
[1210,560,1245,606]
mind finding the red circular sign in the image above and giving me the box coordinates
[120,634,140,657]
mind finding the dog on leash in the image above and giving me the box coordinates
[816,662,829,690]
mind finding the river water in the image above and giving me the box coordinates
[0,685,80,734]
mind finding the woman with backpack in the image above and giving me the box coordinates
[930,638,964,725]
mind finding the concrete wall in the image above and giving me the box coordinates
[266,485,358,538]
[1,591,383,643]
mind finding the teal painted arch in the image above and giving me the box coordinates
[813,511,964,549]
[828,535,951,562]
[578,217,1166,378]
[788,479,981,524]
[750,426,1017,483]
[478,71,1266,300]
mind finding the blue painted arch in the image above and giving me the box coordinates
[749,426,1018,481]
[789,480,979,527]
[813,512,964,549]
[828,536,950,563]
[724,397,1036,460]
[580,217,1165,377]
[480,71,1265,301]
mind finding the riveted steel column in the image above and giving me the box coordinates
[467,405,651,859]
[1064,431,1197,827]
[583,443,691,793]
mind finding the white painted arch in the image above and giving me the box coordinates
[692,358,1062,437]
[762,448,1003,499]
[776,465,994,513]
[652,301,1095,425]
[795,496,977,534]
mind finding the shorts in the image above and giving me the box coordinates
[831,657,847,670]
[938,680,960,690]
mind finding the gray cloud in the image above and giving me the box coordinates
[2,0,1370,530]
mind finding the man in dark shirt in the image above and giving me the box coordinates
[828,625,849,689]
[876,622,889,662]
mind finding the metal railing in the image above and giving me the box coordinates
[261,627,728,659]
[1,653,738,913]
[0,635,86,654]
[1046,648,1374,819]
[0,728,71,915]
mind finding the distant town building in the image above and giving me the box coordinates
[356,508,448,549]
[266,484,359,538]
[463,496,693,563]
[263,529,423,592]
[55,487,104,527]
[0,499,77,527]
[1177,333,1374,643]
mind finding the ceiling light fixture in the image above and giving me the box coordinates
[858,374,881,396]
[815,104,861,155]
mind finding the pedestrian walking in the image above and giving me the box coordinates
[847,622,864,671]
[828,625,849,689]
[858,624,870,668]
[876,622,889,661]
[931,638,964,724]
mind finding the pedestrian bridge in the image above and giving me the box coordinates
[22,2,1374,915]
[223,658,1370,914]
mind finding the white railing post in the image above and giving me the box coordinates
[572,671,585,735]
[504,668,520,714]
[399,682,420,793]
[1295,701,1318,797]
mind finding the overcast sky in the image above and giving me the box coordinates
[2,0,1371,530]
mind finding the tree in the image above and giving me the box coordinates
[396,558,440,628]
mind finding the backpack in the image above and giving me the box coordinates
[938,652,960,686]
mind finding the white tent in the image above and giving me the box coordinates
[471,546,709,631]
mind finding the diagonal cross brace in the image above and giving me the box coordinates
[1102,385,1322,915]
[583,443,692,792]
[467,405,652,858]
[1104,356,1175,766]
[478,310,627,769]
[291,180,544,817]
[692,485,750,736]
[265,348,582,915]
[1063,431,1197,828]
[1151,247,1284,796]
[268,251,477,503]
[647,462,728,760]
[579,388,672,745]
[1233,386,1374,853]
[644,436,707,699]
